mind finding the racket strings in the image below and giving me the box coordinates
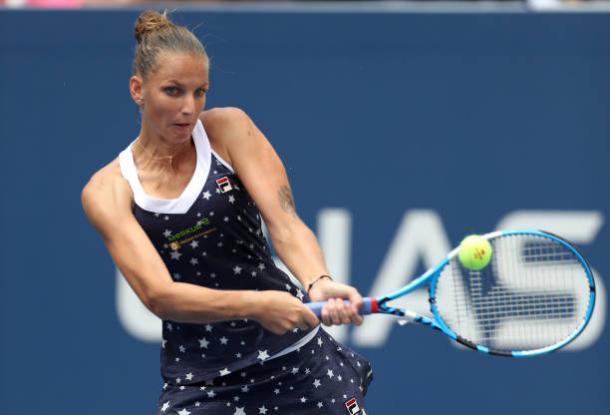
[435,234,592,352]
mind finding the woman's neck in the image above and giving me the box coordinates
[132,127,194,171]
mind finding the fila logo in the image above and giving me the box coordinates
[216,176,233,193]
[344,397,362,415]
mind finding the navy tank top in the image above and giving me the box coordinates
[119,120,316,384]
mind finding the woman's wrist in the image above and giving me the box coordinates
[306,274,333,295]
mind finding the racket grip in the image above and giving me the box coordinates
[306,297,376,317]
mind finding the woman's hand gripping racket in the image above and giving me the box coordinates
[307,229,596,357]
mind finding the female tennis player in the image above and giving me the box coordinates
[81,10,372,415]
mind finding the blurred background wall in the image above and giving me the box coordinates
[1,7,609,415]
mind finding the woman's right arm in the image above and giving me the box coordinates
[81,165,318,335]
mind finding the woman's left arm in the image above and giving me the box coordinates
[202,108,363,326]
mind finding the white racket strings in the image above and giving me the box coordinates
[435,234,592,352]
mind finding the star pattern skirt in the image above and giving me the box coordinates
[156,328,373,415]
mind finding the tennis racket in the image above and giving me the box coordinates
[307,229,596,357]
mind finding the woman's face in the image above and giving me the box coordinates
[136,52,209,144]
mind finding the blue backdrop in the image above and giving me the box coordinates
[1,8,609,415]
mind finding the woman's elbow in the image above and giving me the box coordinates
[144,285,174,320]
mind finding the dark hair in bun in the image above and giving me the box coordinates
[132,10,207,79]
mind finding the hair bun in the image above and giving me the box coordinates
[134,10,174,44]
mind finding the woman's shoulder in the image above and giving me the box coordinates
[82,158,132,213]
[199,107,253,165]
[84,158,123,191]
[200,106,249,128]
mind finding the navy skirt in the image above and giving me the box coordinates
[156,328,373,415]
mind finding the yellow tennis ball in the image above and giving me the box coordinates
[458,235,493,270]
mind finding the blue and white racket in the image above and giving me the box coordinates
[307,229,596,357]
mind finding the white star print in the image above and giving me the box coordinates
[185,372,193,381]
[317,337,323,347]
[258,262,265,271]
[170,251,182,260]
[313,379,321,388]
[161,401,170,412]
[291,367,299,375]
[326,369,334,378]
[190,258,199,266]
[219,368,231,376]
[317,402,323,408]
[241,385,249,393]
[207,390,216,398]
[236,352,242,358]
[199,337,210,349]
[233,266,242,275]
[259,406,268,414]
[228,195,236,203]
[300,397,307,403]
[177,409,191,415]
[257,349,269,361]
[162,339,167,349]
[220,336,229,345]
[190,240,199,249]
[179,345,186,353]
[296,289,304,301]
[205,324,213,332]
[233,407,246,415]
[203,191,211,200]
[163,230,172,238]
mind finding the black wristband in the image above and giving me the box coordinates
[307,274,333,294]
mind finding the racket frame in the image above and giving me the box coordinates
[369,229,596,357]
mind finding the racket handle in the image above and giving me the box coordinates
[306,297,376,317]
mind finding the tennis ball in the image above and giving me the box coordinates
[458,235,493,271]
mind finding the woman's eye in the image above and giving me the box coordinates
[196,88,207,97]
[164,87,180,96]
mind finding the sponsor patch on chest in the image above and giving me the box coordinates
[215,176,233,193]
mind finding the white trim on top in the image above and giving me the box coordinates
[118,120,211,215]
[211,149,235,174]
